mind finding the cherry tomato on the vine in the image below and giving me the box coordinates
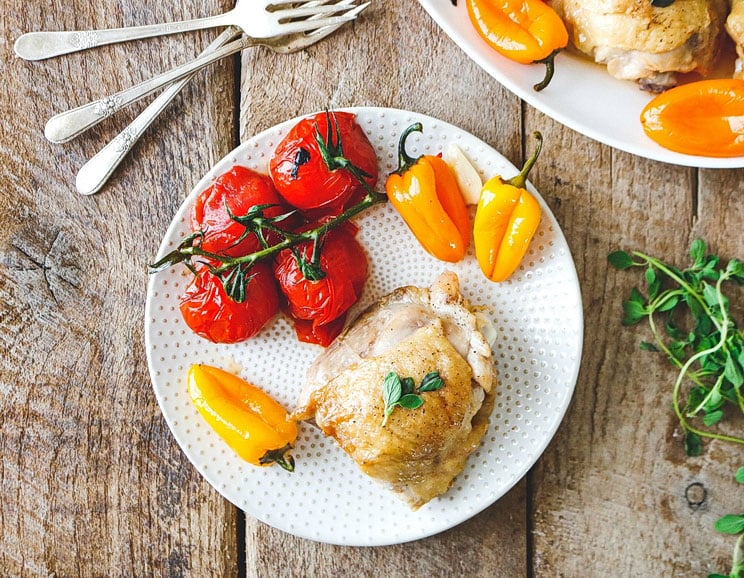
[269,112,378,214]
[191,166,291,257]
[180,262,279,344]
[273,223,368,343]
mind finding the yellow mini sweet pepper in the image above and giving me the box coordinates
[385,123,470,263]
[187,364,298,471]
[474,132,543,282]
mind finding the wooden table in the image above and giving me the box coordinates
[3,1,743,576]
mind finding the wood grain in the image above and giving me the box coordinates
[2,0,744,576]
[1,1,238,576]
[526,109,744,576]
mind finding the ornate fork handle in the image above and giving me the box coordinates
[75,27,240,195]
[45,36,257,144]
[14,13,232,61]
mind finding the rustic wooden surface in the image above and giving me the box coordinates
[1,0,742,576]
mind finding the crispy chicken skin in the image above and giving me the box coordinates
[727,0,744,78]
[551,0,728,91]
[292,272,495,510]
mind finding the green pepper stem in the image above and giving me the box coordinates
[508,131,543,190]
[533,49,561,92]
[393,122,424,175]
[259,443,296,472]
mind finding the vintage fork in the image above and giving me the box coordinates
[43,0,369,145]
[75,1,362,195]
[14,0,360,61]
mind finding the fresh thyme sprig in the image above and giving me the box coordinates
[608,239,744,455]
[381,371,444,426]
[709,468,744,578]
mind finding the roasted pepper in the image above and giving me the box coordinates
[187,364,297,471]
[474,132,543,282]
[385,123,470,263]
[641,79,744,158]
[466,0,568,91]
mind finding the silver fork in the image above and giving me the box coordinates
[14,0,359,61]
[76,2,361,195]
[43,1,369,145]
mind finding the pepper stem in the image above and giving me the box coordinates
[508,131,543,190]
[533,49,561,92]
[393,122,424,175]
[259,443,296,472]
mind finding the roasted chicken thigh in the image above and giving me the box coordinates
[552,0,728,91]
[727,0,744,78]
[292,272,496,509]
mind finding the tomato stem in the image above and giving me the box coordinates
[150,189,387,280]
[314,110,373,181]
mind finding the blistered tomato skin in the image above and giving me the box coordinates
[191,166,291,257]
[179,262,280,344]
[273,223,368,340]
[269,112,378,214]
[290,312,348,347]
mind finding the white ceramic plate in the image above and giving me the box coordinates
[145,107,583,546]
[419,0,744,169]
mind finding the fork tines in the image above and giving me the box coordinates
[268,0,368,21]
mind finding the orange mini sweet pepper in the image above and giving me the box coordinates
[187,364,298,471]
[640,79,744,158]
[466,0,568,91]
[474,132,543,282]
[385,123,470,263]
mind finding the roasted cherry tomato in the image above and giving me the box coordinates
[269,112,378,214]
[273,223,367,342]
[191,165,291,257]
[290,312,348,347]
[180,262,279,343]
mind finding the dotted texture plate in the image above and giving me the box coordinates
[145,107,584,546]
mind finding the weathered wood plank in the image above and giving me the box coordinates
[1,1,238,576]
[526,106,744,576]
[4,0,744,574]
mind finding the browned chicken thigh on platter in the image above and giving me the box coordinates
[292,271,496,510]
[551,0,729,91]
[727,0,744,78]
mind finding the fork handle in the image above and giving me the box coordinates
[45,36,256,144]
[75,27,240,195]
[14,12,233,61]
